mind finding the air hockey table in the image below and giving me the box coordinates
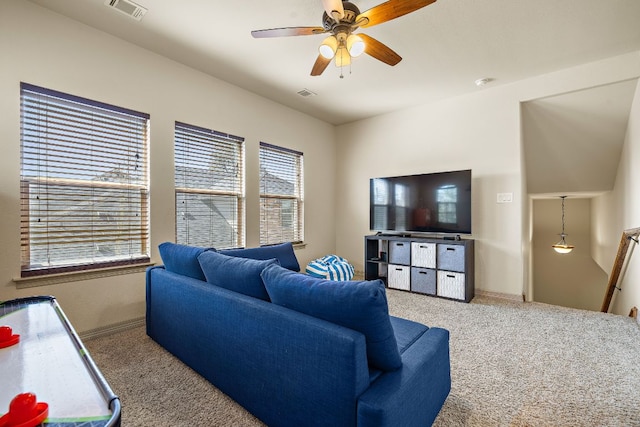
[0,296,121,426]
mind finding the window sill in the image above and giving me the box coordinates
[292,242,307,250]
[13,262,155,289]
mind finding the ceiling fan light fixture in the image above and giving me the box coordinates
[319,35,338,59]
[334,47,351,67]
[347,34,365,57]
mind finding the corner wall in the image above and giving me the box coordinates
[0,0,336,332]
[592,78,640,315]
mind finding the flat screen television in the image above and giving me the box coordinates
[370,169,472,235]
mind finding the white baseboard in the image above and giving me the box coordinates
[475,290,524,302]
[80,316,145,341]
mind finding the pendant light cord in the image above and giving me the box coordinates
[561,196,566,235]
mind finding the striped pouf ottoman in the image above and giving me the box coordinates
[305,255,355,281]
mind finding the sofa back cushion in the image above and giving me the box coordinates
[218,242,300,272]
[198,251,277,301]
[261,264,402,371]
[158,242,212,281]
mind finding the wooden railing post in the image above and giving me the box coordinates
[601,227,640,313]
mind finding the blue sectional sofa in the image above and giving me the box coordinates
[146,242,451,427]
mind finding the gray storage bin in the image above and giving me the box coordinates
[437,244,465,272]
[389,241,411,265]
[411,267,436,295]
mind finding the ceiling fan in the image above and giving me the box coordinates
[251,0,437,77]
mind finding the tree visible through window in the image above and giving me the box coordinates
[174,122,245,249]
[259,142,303,245]
[20,83,150,277]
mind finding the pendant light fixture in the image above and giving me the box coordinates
[552,196,575,254]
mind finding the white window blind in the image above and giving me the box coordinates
[259,142,304,245]
[20,83,150,277]
[175,122,245,249]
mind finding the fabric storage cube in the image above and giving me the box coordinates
[411,267,436,295]
[411,242,436,268]
[389,241,411,265]
[388,264,410,290]
[437,271,466,300]
[437,244,465,273]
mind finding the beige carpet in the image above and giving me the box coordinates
[84,291,640,426]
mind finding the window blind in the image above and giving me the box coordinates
[175,122,245,249]
[20,83,150,277]
[259,142,304,245]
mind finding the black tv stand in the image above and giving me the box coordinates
[365,234,474,303]
[442,235,462,241]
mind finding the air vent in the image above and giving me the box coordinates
[104,0,147,21]
[297,89,317,98]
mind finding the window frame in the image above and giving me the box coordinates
[174,121,245,249]
[19,82,150,278]
[259,142,304,246]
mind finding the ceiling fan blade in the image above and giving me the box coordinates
[251,27,326,38]
[356,0,436,28]
[321,0,345,22]
[359,33,402,66]
[311,55,332,76]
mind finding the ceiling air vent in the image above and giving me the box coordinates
[104,0,147,21]
[297,89,317,98]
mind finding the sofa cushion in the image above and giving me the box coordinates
[219,242,300,272]
[390,316,429,355]
[158,242,211,281]
[198,250,277,301]
[261,264,402,371]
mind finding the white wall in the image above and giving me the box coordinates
[592,79,640,315]
[336,52,640,298]
[335,88,523,295]
[0,0,336,332]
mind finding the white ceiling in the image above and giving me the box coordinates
[27,0,640,125]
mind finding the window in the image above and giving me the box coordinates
[20,83,150,277]
[259,142,303,245]
[175,122,244,249]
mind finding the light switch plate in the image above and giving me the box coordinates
[497,193,513,203]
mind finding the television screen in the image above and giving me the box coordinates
[370,169,472,235]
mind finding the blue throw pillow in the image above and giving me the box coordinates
[261,264,402,371]
[158,242,212,281]
[219,242,300,272]
[198,251,278,301]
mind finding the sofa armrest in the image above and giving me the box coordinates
[357,327,451,427]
